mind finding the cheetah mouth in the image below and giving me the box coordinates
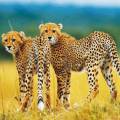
[48,37,58,45]
[5,46,13,54]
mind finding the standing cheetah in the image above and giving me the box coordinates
[1,31,51,111]
[39,23,119,108]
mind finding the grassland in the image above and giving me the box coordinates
[1,61,120,120]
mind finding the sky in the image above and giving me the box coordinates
[0,0,120,6]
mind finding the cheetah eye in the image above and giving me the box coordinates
[4,39,8,42]
[12,38,16,42]
[52,30,56,33]
[45,30,48,33]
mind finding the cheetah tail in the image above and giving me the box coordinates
[109,44,120,76]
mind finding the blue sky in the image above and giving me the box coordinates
[0,0,120,6]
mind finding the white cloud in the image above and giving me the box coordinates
[0,0,120,6]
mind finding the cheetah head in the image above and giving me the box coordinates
[1,31,25,54]
[39,23,63,45]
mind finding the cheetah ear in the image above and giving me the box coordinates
[58,23,63,30]
[1,33,5,38]
[19,31,25,38]
[38,24,44,30]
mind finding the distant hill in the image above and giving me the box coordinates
[0,4,120,59]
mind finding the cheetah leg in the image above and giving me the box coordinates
[101,59,117,100]
[56,72,66,108]
[26,75,33,110]
[63,71,71,109]
[15,74,25,107]
[18,71,33,111]
[44,62,51,110]
[86,64,99,102]
[19,68,33,112]
[19,51,34,112]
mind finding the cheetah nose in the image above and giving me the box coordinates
[48,37,52,40]
[7,46,11,49]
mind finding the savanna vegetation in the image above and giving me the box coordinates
[1,4,120,120]
[0,62,120,120]
[1,4,120,60]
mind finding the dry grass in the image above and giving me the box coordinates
[0,61,120,120]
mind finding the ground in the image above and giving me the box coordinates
[0,61,120,120]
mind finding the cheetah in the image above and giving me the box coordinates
[1,31,51,111]
[39,22,119,109]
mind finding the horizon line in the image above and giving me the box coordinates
[0,2,120,8]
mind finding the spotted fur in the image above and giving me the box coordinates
[39,23,119,108]
[1,31,51,111]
